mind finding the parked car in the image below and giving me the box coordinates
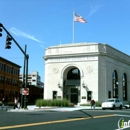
[101,98,123,110]
[124,104,130,109]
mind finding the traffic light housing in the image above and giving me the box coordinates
[5,35,12,49]
[0,23,2,37]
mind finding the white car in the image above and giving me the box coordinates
[101,98,123,110]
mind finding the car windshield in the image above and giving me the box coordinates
[106,99,115,102]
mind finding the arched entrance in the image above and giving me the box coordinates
[63,67,81,104]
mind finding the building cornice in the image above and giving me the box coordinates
[44,43,130,65]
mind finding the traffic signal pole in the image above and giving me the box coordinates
[21,45,26,109]
[0,23,26,55]
[0,23,29,109]
[24,45,29,109]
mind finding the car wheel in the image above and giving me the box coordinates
[125,106,128,109]
[102,108,105,110]
[112,105,115,110]
[119,105,122,109]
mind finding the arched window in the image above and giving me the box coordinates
[122,73,127,100]
[112,70,118,98]
[67,68,80,80]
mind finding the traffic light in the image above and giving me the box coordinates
[5,35,12,49]
[0,23,2,37]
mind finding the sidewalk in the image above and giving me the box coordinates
[7,105,102,112]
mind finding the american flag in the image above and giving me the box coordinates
[74,12,87,23]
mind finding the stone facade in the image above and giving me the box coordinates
[44,42,130,105]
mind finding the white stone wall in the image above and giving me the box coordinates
[98,54,130,103]
[44,57,99,101]
[44,42,130,104]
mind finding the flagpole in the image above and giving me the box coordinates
[72,11,74,43]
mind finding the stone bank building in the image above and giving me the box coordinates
[44,43,130,105]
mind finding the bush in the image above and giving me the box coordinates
[57,100,62,106]
[35,99,70,107]
[95,101,101,107]
[46,100,52,106]
[61,98,69,107]
[80,103,90,106]
[36,99,43,108]
[42,100,46,106]
[80,101,101,107]
[53,99,62,106]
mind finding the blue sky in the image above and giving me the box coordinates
[0,0,130,82]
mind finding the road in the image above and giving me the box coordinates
[0,109,130,130]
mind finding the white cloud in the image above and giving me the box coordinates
[87,5,101,18]
[10,27,43,44]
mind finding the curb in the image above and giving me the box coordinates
[7,107,102,112]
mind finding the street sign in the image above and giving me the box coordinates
[22,88,29,95]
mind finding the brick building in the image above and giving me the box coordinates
[0,57,21,102]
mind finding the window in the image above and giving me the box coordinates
[0,89,4,98]
[0,76,5,84]
[6,77,8,84]
[87,91,92,101]
[108,91,111,98]
[0,63,1,71]
[112,70,118,98]
[0,76,1,82]
[19,77,22,79]
[52,91,57,99]
[67,68,80,80]
[6,66,12,73]
[13,69,19,76]
[6,78,11,85]
[12,79,18,86]
[122,73,127,101]
[0,63,5,71]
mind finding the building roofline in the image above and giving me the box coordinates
[45,42,102,49]
[45,42,129,57]
[0,57,21,68]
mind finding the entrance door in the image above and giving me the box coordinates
[52,91,57,99]
[71,88,78,104]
